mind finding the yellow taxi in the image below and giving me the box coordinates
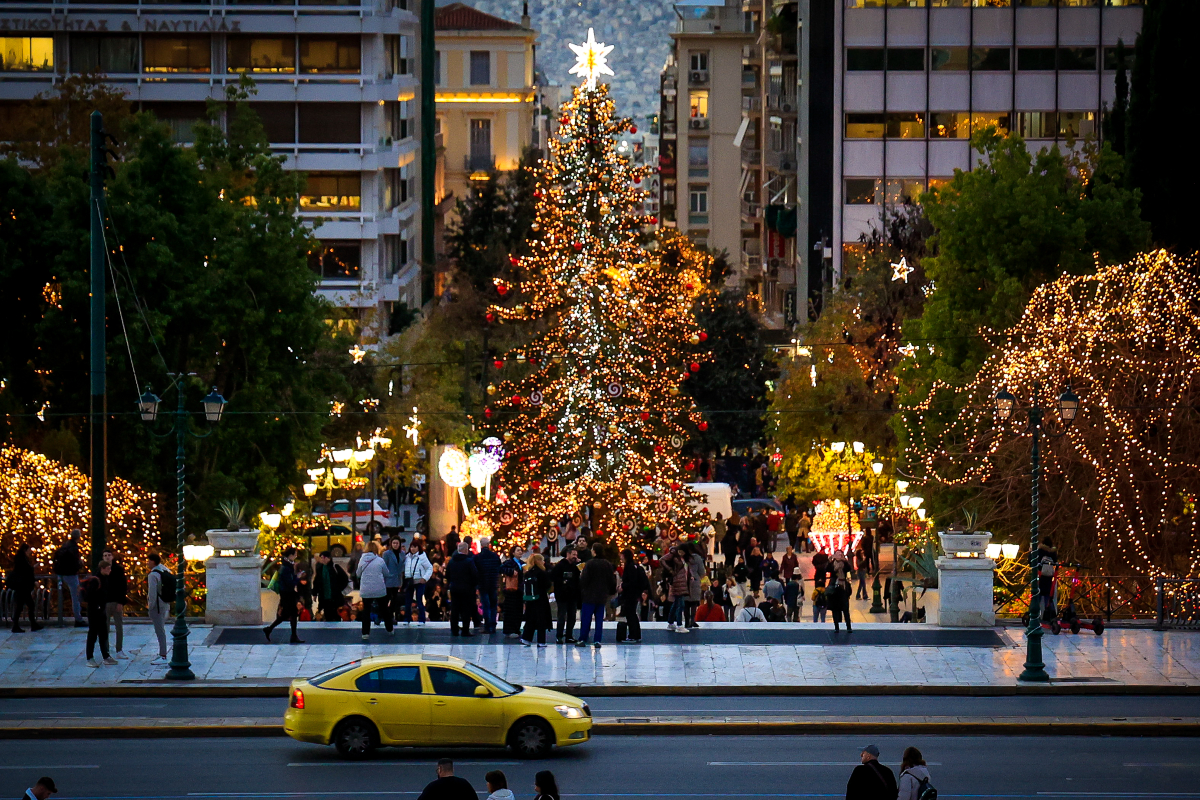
[284,654,592,759]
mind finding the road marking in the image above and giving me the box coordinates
[597,709,831,714]
[287,762,521,767]
[0,765,99,770]
[707,761,942,767]
[1123,763,1200,768]
[1038,794,1200,798]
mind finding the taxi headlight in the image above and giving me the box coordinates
[554,704,586,719]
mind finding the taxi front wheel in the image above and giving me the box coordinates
[508,717,554,758]
[333,717,378,759]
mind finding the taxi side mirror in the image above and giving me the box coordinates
[474,685,492,698]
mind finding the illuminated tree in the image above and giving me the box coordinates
[474,55,712,548]
[906,251,1200,576]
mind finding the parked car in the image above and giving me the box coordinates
[305,524,357,558]
[285,655,592,758]
[731,497,785,532]
[316,498,391,533]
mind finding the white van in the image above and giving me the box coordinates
[685,482,733,519]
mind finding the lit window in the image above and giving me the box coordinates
[971,112,1010,136]
[300,36,361,74]
[227,37,295,73]
[844,178,878,205]
[0,37,53,72]
[1016,111,1056,139]
[1057,111,1096,138]
[300,173,362,212]
[929,111,970,139]
[309,242,361,281]
[144,37,211,73]
[886,178,924,205]
[930,47,969,71]
[690,90,709,118]
[844,112,925,139]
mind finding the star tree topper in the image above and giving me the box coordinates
[568,27,615,90]
[890,255,914,283]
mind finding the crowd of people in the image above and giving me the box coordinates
[260,504,886,642]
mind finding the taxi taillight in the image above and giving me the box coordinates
[290,688,305,709]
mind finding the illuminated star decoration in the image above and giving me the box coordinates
[898,344,918,358]
[349,344,366,364]
[568,28,615,91]
[891,255,914,283]
[402,406,422,446]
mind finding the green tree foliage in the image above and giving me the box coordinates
[0,74,132,167]
[0,80,350,533]
[1101,39,1129,156]
[907,131,1150,397]
[1126,0,1200,254]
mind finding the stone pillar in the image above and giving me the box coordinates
[935,557,995,627]
[203,529,264,626]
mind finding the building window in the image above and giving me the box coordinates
[300,172,362,212]
[386,165,413,209]
[887,48,924,71]
[469,50,490,85]
[929,111,969,138]
[689,51,709,72]
[886,178,924,205]
[688,187,708,214]
[1016,111,1055,139]
[434,50,441,86]
[389,100,412,141]
[468,118,492,170]
[844,178,878,205]
[1017,48,1056,71]
[248,102,295,143]
[1103,46,1133,71]
[845,112,925,139]
[1057,111,1096,138]
[689,90,709,118]
[971,112,1010,135]
[1058,47,1096,71]
[300,36,361,74]
[309,242,361,281]
[0,37,53,72]
[70,35,138,74]
[141,102,208,144]
[846,48,885,71]
[143,37,211,73]
[298,103,360,144]
[971,47,1010,71]
[227,37,294,73]
[930,47,969,71]
[385,34,411,76]
[688,141,709,178]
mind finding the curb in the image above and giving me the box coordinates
[0,720,1196,739]
[1,683,1198,698]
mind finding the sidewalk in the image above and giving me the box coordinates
[0,622,1197,691]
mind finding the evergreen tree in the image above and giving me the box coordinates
[476,78,713,548]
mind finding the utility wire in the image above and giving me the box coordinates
[96,199,141,398]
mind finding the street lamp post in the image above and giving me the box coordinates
[138,375,226,680]
[868,460,886,613]
[995,382,1079,684]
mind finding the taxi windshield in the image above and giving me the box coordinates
[459,662,520,695]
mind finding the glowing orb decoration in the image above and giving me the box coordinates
[438,446,470,489]
[480,437,505,474]
[568,28,615,91]
[468,451,490,490]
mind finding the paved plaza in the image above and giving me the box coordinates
[0,622,1196,690]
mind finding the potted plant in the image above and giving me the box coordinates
[938,510,992,557]
[208,500,259,553]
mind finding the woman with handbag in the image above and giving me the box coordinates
[827,549,853,633]
[519,553,552,647]
[500,545,525,638]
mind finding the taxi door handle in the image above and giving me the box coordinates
[367,698,378,704]
[434,700,447,706]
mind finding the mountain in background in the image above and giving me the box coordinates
[465,0,676,121]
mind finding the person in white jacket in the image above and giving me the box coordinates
[356,542,392,639]
[401,541,433,625]
[145,553,172,664]
[897,746,933,800]
[484,770,514,800]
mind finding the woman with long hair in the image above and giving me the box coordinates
[520,552,552,647]
[500,544,525,638]
[533,770,560,800]
[897,746,932,800]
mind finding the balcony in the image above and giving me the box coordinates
[740,148,762,167]
[742,45,763,65]
[688,116,710,132]
[677,6,754,34]
[741,252,762,273]
[741,198,761,220]
[464,154,495,172]
[765,148,796,173]
[766,93,798,114]
[742,96,762,113]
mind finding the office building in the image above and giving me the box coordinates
[0,0,424,331]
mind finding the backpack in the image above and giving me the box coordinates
[522,571,542,602]
[157,568,177,606]
[918,776,938,800]
[331,564,350,594]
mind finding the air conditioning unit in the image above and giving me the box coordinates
[781,159,795,171]
[689,70,709,85]
[782,101,795,113]
[689,117,709,130]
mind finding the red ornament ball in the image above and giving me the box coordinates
[669,482,681,491]
[483,407,493,419]
[511,395,522,405]
[534,190,543,199]
[648,216,657,225]
[573,242,583,252]
[698,421,709,432]
[639,411,651,421]
[547,424,557,433]
[630,125,638,134]
[531,480,542,491]
[493,359,504,369]
[560,116,569,125]
[486,312,495,323]
[699,332,708,342]
[686,283,695,290]
[685,461,695,472]
[509,256,520,266]
[689,362,701,373]
[496,284,508,296]
[654,444,663,454]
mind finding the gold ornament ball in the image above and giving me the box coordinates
[515,305,527,315]
[503,432,513,442]
[486,384,497,395]
[593,501,602,509]
[688,333,700,346]
[608,424,619,434]
[516,353,527,363]
[592,451,601,460]
[669,386,680,396]
[552,355,564,364]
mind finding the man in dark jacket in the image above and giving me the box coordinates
[619,549,649,643]
[444,543,479,636]
[264,547,304,643]
[417,759,477,800]
[23,776,56,800]
[52,530,85,627]
[473,538,502,634]
[577,546,616,648]
[312,551,348,622]
[100,549,129,658]
[549,548,581,643]
[846,744,897,800]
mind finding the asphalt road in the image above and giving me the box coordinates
[2,694,1198,720]
[0,734,1196,799]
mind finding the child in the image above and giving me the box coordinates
[784,568,804,622]
[811,584,827,623]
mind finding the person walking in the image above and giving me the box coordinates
[745,545,764,596]
[662,546,689,633]
[618,548,648,643]
[264,546,305,643]
[357,541,392,639]
[897,746,933,800]
[828,549,853,633]
[474,538,502,634]
[784,568,803,622]
[402,541,432,625]
[8,543,41,633]
[445,542,479,637]
[417,758,477,800]
[500,545,525,637]
[1036,535,1059,621]
[533,771,561,800]
[100,549,129,658]
[735,595,766,622]
[860,528,876,574]
[812,548,829,584]
[519,553,552,647]
[346,540,365,588]
[854,545,870,601]
[146,553,172,664]
[22,776,56,800]
[81,563,115,666]
[383,536,406,623]
[761,550,780,584]
[763,572,785,606]
[577,545,615,648]
[685,544,706,628]
[484,770,514,800]
[725,575,746,620]
[798,511,813,552]
[313,551,348,622]
[846,744,897,800]
[52,530,85,628]
[695,590,725,622]
[549,547,581,643]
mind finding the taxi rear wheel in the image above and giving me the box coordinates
[508,717,554,758]
[333,717,378,759]
[330,544,347,558]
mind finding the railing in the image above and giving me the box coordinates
[740,199,761,219]
[994,574,1159,622]
[0,576,53,627]
[742,96,762,112]
[464,154,494,171]
[1157,577,1200,630]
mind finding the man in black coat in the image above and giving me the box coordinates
[548,547,581,643]
[52,530,85,627]
[417,759,477,800]
[23,776,56,800]
[444,543,479,636]
[264,547,305,643]
[846,745,897,800]
[473,538,502,634]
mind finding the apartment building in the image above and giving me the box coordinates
[802,0,1144,315]
[659,1,755,271]
[434,2,536,211]
[0,0,424,329]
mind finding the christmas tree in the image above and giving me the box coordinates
[474,30,714,549]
